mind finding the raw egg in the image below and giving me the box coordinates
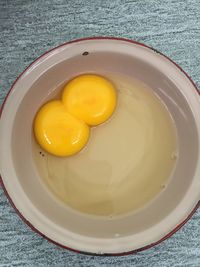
[34,74,117,157]
[34,101,90,157]
[62,74,117,126]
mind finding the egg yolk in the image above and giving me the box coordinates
[62,74,117,126]
[34,101,90,157]
[34,74,117,157]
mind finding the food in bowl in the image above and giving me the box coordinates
[34,74,117,156]
[33,73,177,217]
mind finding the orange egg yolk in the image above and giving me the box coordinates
[34,101,90,157]
[34,74,117,157]
[62,74,117,126]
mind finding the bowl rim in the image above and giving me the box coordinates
[0,36,199,256]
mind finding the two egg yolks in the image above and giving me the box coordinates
[34,74,117,156]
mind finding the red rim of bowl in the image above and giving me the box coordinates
[0,37,199,256]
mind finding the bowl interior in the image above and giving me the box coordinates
[11,51,198,236]
[1,39,200,253]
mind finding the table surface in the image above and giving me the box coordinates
[0,0,200,266]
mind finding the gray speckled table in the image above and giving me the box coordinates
[0,0,200,266]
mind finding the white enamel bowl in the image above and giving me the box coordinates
[0,37,199,255]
